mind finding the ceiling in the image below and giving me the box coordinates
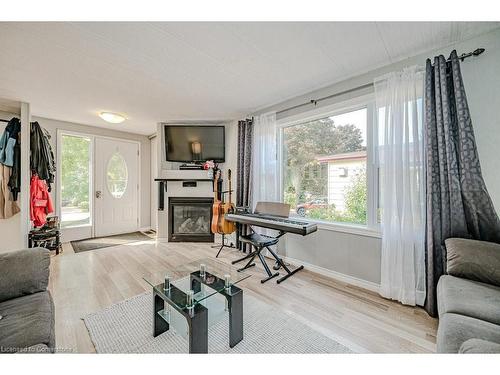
[0,22,498,135]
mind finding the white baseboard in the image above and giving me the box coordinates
[139,227,151,232]
[283,256,380,293]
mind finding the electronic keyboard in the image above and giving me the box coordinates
[225,213,317,236]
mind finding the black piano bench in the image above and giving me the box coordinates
[233,232,303,284]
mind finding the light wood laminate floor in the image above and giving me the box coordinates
[48,239,437,353]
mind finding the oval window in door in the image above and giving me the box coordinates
[107,152,128,198]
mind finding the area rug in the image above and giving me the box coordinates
[83,292,353,353]
[71,231,153,253]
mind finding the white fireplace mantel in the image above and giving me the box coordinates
[156,170,215,241]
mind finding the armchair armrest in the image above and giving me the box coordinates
[445,238,500,287]
[459,339,500,354]
[0,247,50,303]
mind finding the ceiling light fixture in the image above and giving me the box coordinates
[99,112,126,124]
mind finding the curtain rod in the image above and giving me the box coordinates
[276,47,485,116]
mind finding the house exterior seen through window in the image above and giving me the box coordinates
[282,107,368,225]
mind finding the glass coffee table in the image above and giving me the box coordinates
[143,257,251,353]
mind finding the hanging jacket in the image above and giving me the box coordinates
[0,118,20,167]
[0,130,12,165]
[30,174,54,227]
[30,121,55,191]
[0,164,20,219]
[8,139,21,201]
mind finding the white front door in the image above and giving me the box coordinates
[95,138,139,237]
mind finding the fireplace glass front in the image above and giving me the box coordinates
[168,197,214,242]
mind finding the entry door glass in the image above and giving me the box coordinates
[60,134,92,228]
[107,152,128,198]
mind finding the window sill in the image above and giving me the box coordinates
[298,218,381,238]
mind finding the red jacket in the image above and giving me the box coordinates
[30,174,54,227]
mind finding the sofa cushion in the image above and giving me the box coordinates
[445,238,500,287]
[0,291,55,353]
[459,339,500,353]
[437,275,500,325]
[0,248,50,303]
[437,313,500,353]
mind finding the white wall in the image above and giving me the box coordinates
[150,135,158,231]
[0,103,31,253]
[246,28,500,287]
[219,122,239,245]
[35,116,151,231]
[0,110,22,252]
[460,31,500,213]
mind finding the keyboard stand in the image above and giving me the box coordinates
[266,245,304,284]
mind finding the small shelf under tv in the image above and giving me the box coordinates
[154,177,213,183]
[154,169,217,211]
[157,169,210,180]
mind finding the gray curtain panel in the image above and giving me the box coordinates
[236,118,253,252]
[424,50,500,316]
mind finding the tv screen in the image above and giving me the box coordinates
[164,125,225,163]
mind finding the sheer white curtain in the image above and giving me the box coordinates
[374,66,426,306]
[251,112,278,208]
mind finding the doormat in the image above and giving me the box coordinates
[71,231,154,253]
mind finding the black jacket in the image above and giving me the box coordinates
[8,139,21,200]
[30,121,56,191]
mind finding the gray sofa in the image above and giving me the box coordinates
[0,248,55,353]
[437,238,500,353]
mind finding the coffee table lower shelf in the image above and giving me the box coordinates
[152,272,243,354]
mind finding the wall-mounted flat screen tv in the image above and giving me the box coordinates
[164,125,225,163]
